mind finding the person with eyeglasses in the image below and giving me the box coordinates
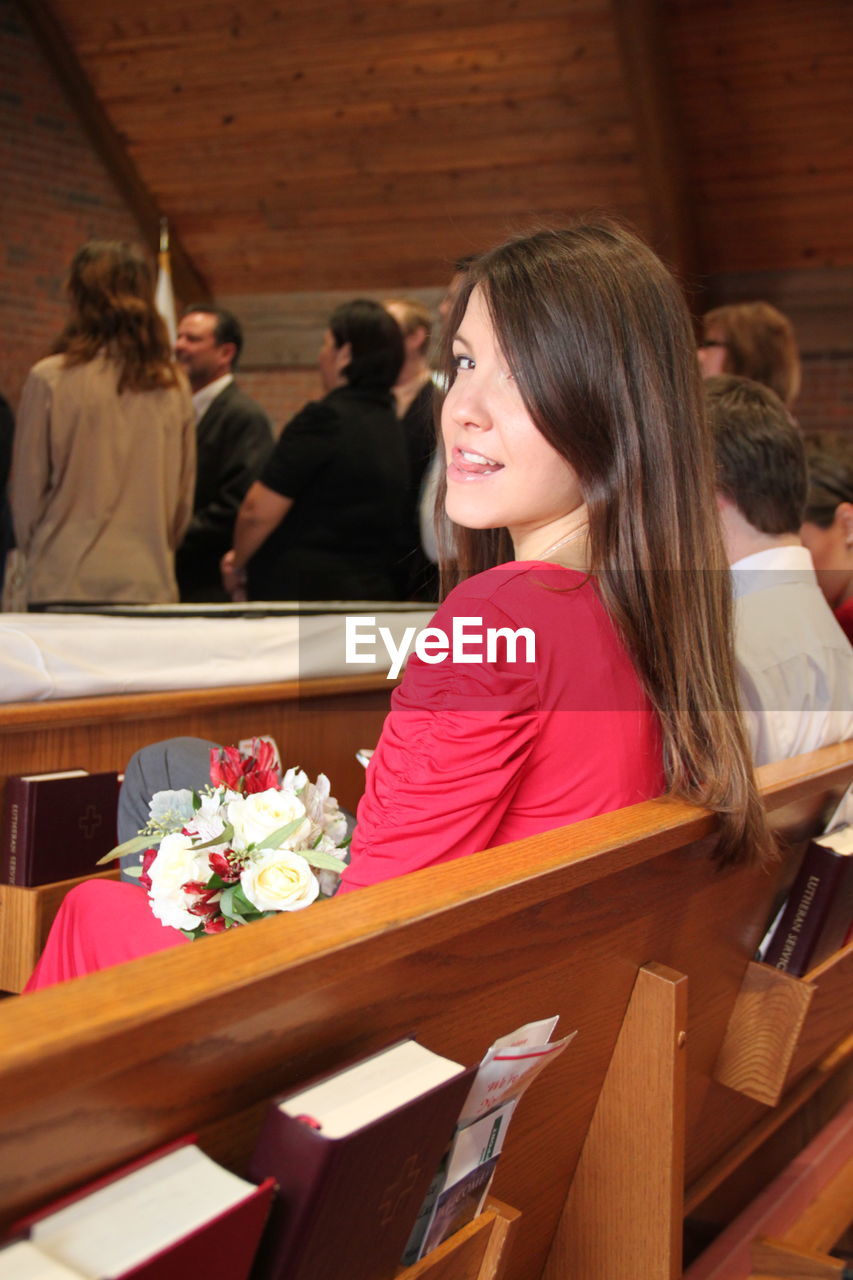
[697,301,801,410]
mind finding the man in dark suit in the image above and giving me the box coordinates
[174,306,273,601]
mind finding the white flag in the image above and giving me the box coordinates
[155,218,177,346]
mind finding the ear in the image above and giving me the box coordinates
[334,340,353,375]
[408,324,428,355]
[219,341,238,369]
[836,501,853,549]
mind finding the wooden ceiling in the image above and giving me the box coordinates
[27,0,853,297]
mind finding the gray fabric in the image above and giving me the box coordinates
[118,737,217,879]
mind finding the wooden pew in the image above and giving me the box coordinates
[0,673,394,819]
[0,742,850,1279]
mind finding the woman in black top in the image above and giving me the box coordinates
[222,300,409,601]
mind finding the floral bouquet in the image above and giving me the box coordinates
[105,740,349,940]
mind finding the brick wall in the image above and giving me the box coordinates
[0,1,145,410]
[798,357,853,436]
[237,368,324,436]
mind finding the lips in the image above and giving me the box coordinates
[448,446,504,480]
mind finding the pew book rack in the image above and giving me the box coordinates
[0,740,850,1280]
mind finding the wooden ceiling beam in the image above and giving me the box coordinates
[609,0,704,303]
[18,0,210,306]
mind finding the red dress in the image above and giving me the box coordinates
[25,564,664,990]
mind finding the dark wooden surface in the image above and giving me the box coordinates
[0,743,849,1279]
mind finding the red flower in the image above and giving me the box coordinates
[139,848,157,892]
[203,918,228,934]
[208,850,240,882]
[187,887,221,919]
[209,740,280,794]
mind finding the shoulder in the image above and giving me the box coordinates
[217,383,270,425]
[27,354,65,385]
[285,396,343,429]
[440,562,596,624]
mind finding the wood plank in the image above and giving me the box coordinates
[19,0,209,305]
[609,0,701,285]
[543,962,688,1280]
[0,869,120,992]
[0,676,394,817]
[714,962,816,1107]
[751,1239,846,1279]
[401,1199,521,1280]
[683,1100,853,1279]
[0,744,849,1278]
[782,1156,853,1253]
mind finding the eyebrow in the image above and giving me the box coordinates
[451,331,472,349]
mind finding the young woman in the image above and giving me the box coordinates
[25,222,772,989]
[11,241,194,606]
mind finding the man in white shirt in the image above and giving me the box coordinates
[707,375,853,765]
[174,307,272,601]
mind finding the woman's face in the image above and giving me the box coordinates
[697,324,730,378]
[441,286,584,560]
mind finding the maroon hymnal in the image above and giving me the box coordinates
[1,770,120,886]
[763,838,853,975]
[3,1137,274,1280]
[248,1040,476,1280]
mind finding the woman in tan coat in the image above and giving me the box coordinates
[11,241,195,606]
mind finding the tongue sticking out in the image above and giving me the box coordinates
[455,447,503,476]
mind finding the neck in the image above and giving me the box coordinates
[722,512,801,565]
[393,363,431,418]
[512,504,590,570]
[191,369,230,394]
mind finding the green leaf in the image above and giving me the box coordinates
[180,926,205,941]
[230,884,258,915]
[301,849,347,872]
[253,817,307,852]
[96,832,161,865]
[205,873,228,890]
[192,791,202,811]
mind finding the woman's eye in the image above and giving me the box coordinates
[452,353,475,371]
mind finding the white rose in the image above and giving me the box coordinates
[149,892,201,932]
[147,831,211,932]
[227,789,309,850]
[240,849,320,913]
[148,831,209,896]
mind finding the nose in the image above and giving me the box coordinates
[442,371,491,436]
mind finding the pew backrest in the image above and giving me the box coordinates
[0,742,850,1280]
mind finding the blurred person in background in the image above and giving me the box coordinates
[384,296,438,599]
[11,240,194,606]
[801,431,853,643]
[697,301,801,410]
[174,306,272,602]
[0,393,14,598]
[222,299,409,601]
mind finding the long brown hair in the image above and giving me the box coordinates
[438,222,774,869]
[53,241,179,393]
[703,301,801,408]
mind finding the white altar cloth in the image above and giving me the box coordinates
[0,605,436,703]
